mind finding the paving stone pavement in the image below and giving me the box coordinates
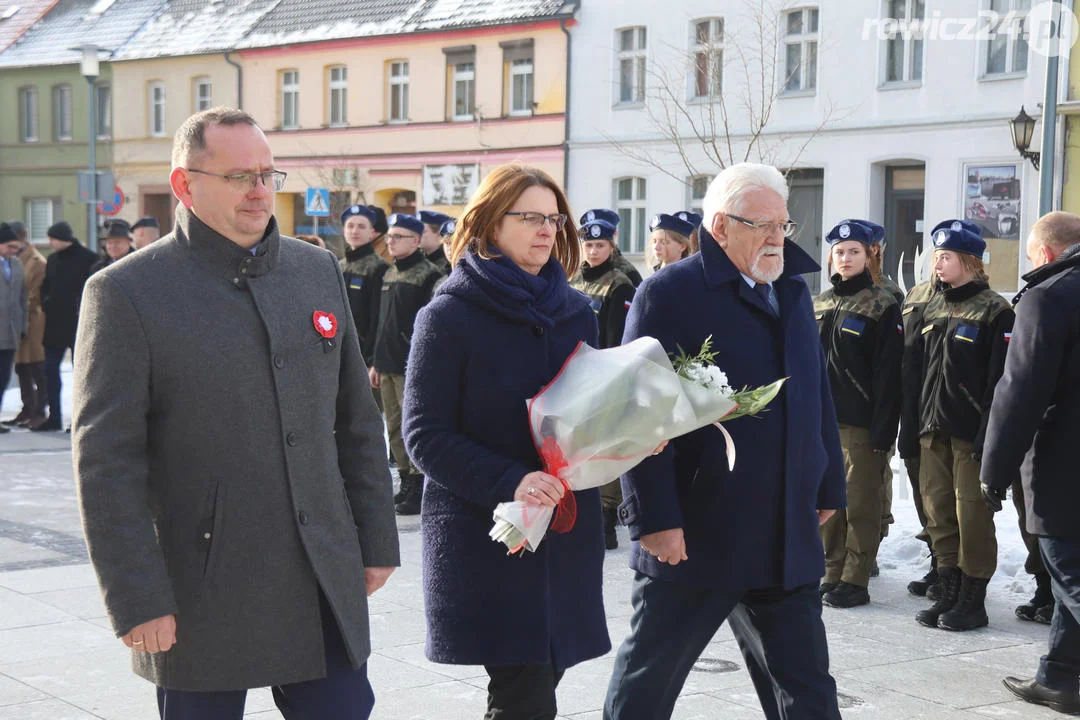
[0,431,1064,719]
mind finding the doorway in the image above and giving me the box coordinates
[787,169,824,295]
[883,165,926,291]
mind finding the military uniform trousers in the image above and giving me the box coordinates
[919,432,997,579]
[156,591,374,720]
[1014,478,1047,578]
[379,372,417,476]
[880,445,896,539]
[600,479,622,512]
[821,425,885,587]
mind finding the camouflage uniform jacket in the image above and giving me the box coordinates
[903,281,1014,457]
[877,273,904,304]
[569,258,635,348]
[612,250,643,288]
[373,250,442,375]
[814,271,903,451]
[898,281,937,458]
[425,245,452,275]
[340,244,390,366]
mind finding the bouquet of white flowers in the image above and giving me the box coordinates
[489,336,786,554]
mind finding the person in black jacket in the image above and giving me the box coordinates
[419,210,453,275]
[339,204,390,370]
[981,211,1080,714]
[813,220,902,608]
[371,213,442,515]
[90,220,135,275]
[902,221,1013,631]
[569,217,635,549]
[34,221,96,432]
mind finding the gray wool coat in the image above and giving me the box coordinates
[73,207,400,691]
[0,254,27,351]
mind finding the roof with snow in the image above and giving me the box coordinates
[111,0,278,60]
[0,0,59,52]
[0,0,163,68]
[238,0,577,49]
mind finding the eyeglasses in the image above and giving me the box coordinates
[186,168,288,192]
[385,233,418,242]
[726,213,798,238]
[505,211,568,231]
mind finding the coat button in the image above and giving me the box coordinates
[619,507,630,520]
[286,432,297,446]
[274,354,284,368]
[533,326,544,336]
[298,511,308,525]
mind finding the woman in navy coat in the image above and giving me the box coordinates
[402,165,610,719]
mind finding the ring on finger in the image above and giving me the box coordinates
[132,639,145,645]
[527,487,536,495]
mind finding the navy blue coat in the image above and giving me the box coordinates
[402,253,611,669]
[619,231,847,590]
[982,246,1080,537]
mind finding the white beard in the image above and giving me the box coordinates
[749,247,784,283]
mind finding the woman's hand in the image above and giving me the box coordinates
[514,471,565,507]
[651,440,669,456]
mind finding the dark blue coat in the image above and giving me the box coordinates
[402,253,610,669]
[619,230,847,590]
[982,246,1080,537]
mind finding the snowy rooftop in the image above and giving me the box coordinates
[0,0,577,68]
[0,0,58,52]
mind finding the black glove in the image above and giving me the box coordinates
[981,482,1006,513]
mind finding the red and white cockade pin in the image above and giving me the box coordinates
[313,311,338,339]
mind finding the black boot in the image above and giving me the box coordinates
[1016,573,1053,623]
[939,574,989,631]
[916,566,962,628]
[393,471,408,504]
[603,508,619,550]
[908,556,939,597]
[819,581,839,598]
[823,582,870,608]
[395,474,423,515]
[1034,601,1056,625]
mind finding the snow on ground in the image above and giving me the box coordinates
[1,362,1038,603]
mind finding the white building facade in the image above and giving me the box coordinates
[568,0,1046,294]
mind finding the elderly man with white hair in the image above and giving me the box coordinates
[605,163,846,720]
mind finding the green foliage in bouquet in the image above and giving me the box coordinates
[671,335,787,421]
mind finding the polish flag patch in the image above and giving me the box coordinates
[1004,332,1012,343]
[624,300,632,309]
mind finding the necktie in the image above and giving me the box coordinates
[754,282,778,316]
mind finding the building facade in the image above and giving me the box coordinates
[568,0,1045,295]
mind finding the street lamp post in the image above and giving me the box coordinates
[77,45,99,250]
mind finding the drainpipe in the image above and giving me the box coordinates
[224,51,243,109]
[560,13,573,190]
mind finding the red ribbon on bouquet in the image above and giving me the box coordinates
[539,436,576,533]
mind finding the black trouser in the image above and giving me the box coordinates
[1013,478,1047,578]
[44,345,71,423]
[483,663,564,720]
[15,362,46,418]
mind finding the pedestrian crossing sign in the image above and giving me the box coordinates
[306,187,330,217]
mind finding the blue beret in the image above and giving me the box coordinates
[439,219,457,238]
[419,210,452,227]
[0,223,16,244]
[675,210,703,228]
[649,213,695,237]
[932,223,986,258]
[580,208,620,227]
[341,204,377,225]
[826,221,874,245]
[580,219,616,241]
[838,218,885,245]
[387,213,424,236]
[931,218,982,238]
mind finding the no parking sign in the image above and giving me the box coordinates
[97,185,124,216]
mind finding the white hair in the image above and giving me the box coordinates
[702,163,789,232]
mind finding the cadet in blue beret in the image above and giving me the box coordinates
[339,203,390,375]
[580,208,642,287]
[569,217,636,550]
[439,219,456,238]
[814,220,903,609]
[418,211,453,275]
[648,213,696,272]
[372,213,442,515]
[899,218,1013,631]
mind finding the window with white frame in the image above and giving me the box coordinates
[614,177,648,253]
[510,59,534,115]
[328,65,347,126]
[984,0,1029,76]
[19,86,37,142]
[617,27,647,104]
[883,0,924,84]
[52,84,72,141]
[688,175,713,214]
[194,76,212,112]
[783,8,819,92]
[25,199,54,243]
[691,18,723,99]
[453,62,476,120]
[149,81,166,137]
[389,61,409,122]
[95,83,112,138]
[281,69,299,129]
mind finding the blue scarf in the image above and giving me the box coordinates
[460,250,572,329]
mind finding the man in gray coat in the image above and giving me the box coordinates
[0,223,28,432]
[73,107,399,720]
